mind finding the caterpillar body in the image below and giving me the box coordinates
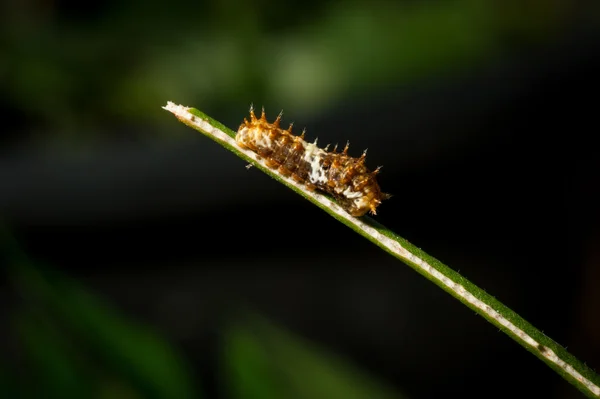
[235,107,390,217]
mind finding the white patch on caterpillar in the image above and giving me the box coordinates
[342,186,367,211]
[342,186,363,199]
[235,126,251,147]
[237,126,272,150]
[353,196,370,210]
[255,128,272,149]
[303,142,328,184]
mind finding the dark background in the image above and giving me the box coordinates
[1,1,599,398]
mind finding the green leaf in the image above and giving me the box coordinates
[15,310,92,399]
[223,315,408,399]
[0,362,19,399]
[0,228,198,399]
[49,283,195,399]
[163,103,600,398]
[24,270,196,399]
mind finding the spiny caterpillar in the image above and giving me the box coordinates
[236,106,390,216]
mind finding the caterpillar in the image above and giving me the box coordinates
[235,106,390,216]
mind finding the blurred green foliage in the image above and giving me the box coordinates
[223,314,407,399]
[1,225,407,399]
[1,0,598,393]
[6,257,198,398]
[1,0,591,141]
